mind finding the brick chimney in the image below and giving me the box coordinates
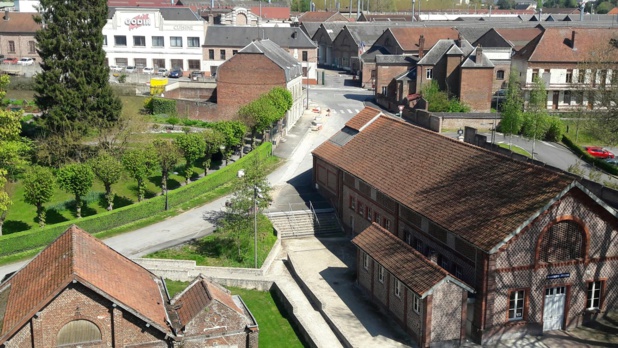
[571,30,577,50]
[476,45,483,64]
[457,32,464,47]
[418,35,425,58]
[3,10,8,21]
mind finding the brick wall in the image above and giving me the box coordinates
[0,35,38,60]
[492,62,510,92]
[361,61,376,89]
[342,183,395,236]
[459,67,493,112]
[375,64,408,97]
[431,281,465,344]
[406,289,422,341]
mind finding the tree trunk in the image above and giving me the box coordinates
[105,183,113,211]
[137,179,144,202]
[0,209,6,236]
[162,172,168,195]
[37,203,46,227]
[75,195,82,218]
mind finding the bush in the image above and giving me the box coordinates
[143,97,154,113]
[152,98,177,115]
[545,116,565,142]
[562,135,618,175]
[118,74,127,83]
[0,143,273,259]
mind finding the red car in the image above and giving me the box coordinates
[585,146,615,159]
[2,57,17,64]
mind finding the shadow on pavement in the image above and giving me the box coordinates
[342,93,372,102]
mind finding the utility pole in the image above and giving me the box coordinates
[412,0,415,21]
[254,186,258,269]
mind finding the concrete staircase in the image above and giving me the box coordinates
[267,208,343,239]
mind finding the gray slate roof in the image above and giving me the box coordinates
[108,7,203,21]
[418,39,473,65]
[300,22,321,39]
[205,26,317,48]
[344,23,412,46]
[376,55,417,64]
[321,22,348,40]
[461,46,495,68]
[360,45,391,63]
[236,39,302,82]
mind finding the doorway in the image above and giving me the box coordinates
[552,91,559,110]
[543,286,566,331]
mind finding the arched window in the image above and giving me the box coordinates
[57,320,102,346]
[496,70,505,80]
[538,220,585,263]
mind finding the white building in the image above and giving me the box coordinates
[14,0,37,12]
[103,7,205,72]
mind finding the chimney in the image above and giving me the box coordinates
[571,30,577,50]
[476,45,483,64]
[4,10,8,21]
[418,35,425,58]
[457,32,464,47]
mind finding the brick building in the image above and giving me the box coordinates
[216,39,304,134]
[0,12,40,61]
[0,225,258,347]
[312,107,618,345]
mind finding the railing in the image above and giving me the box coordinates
[310,201,320,227]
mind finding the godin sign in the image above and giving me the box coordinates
[125,14,151,30]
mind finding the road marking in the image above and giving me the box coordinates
[331,109,337,114]
[541,141,556,148]
[340,110,345,114]
[347,109,353,113]
[355,109,360,113]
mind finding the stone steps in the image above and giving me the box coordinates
[267,210,343,239]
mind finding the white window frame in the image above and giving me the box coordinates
[395,279,402,298]
[413,294,420,313]
[133,35,146,47]
[426,68,433,80]
[114,35,127,47]
[587,281,602,310]
[363,252,369,270]
[378,265,384,283]
[152,36,164,47]
[508,290,525,321]
[170,36,183,48]
[187,37,200,47]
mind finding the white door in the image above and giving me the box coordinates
[543,286,566,331]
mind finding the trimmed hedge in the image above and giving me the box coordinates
[152,98,177,115]
[561,135,618,175]
[0,143,273,258]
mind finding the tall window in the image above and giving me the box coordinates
[133,36,146,47]
[587,281,603,310]
[413,294,420,313]
[152,36,164,47]
[381,86,387,96]
[394,279,402,298]
[208,49,215,60]
[531,69,539,81]
[103,36,107,46]
[508,290,525,321]
[496,70,505,80]
[426,68,433,80]
[349,196,356,210]
[564,91,571,104]
[302,51,308,62]
[366,206,372,221]
[8,41,15,53]
[566,69,573,83]
[454,264,463,279]
[378,265,385,283]
[414,238,424,253]
[28,41,36,53]
[405,231,412,245]
[363,252,369,270]
[538,220,585,263]
[188,59,200,70]
[383,218,391,231]
[187,37,200,47]
[220,49,226,60]
[577,69,586,83]
[134,58,146,68]
[114,36,127,46]
[374,212,380,223]
[170,37,183,48]
[358,202,364,218]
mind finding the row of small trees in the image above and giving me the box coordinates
[238,87,293,146]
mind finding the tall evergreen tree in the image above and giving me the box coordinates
[34,0,121,154]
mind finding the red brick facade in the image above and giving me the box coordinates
[459,67,494,112]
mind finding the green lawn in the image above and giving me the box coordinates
[498,143,532,158]
[146,214,278,268]
[165,280,190,298]
[563,119,605,146]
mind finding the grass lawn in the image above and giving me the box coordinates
[146,214,278,268]
[498,143,532,158]
[165,280,190,298]
[563,120,605,146]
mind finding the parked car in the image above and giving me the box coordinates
[125,66,136,73]
[585,146,615,159]
[605,158,618,166]
[191,70,204,81]
[168,69,183,78]
[142,67,154,74]
[109,65,123,72]
[17,58,35,65]
[157,68,168,76]
[2,57,17,64]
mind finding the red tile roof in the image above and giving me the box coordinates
[352,223,471,295]
[298,11,349,22]
[494,27,542,51]
[389,27,460,52]
[516,27,618,63]
[344,106,381,131]
[249,6,290,20]
[313,110,574,252]
[0,226,170,343]
[173,276,243,327]
[0,13,40,33]
[108,0,180,6]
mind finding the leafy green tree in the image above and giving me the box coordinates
[89,152,123,211]
[239,98,279,147]
[175,133,206,184]
[202,129,225,175]
[152,139,181,204]
[0,170,10,235]
[23,166,55,227]
[210,121,247,151]
[421,81,470,112]
[122,147,157,202]
[500,70,525,150]
[497,0,516,9]
[596,1,613,13]
[267,87,293,116]
[57,163,94,218]
[34,0,122,158]
[545,116,565,142]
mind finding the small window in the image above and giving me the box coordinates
[383,218,391,231]
[115,58,127,67]
[366,206,372,221]
[414,238,424,254]
[302,51,308,62]
[134,58,146,68]
[233,50,238,55]
[378,265,385,283]
[8,41,15,53]
[133,36,146,47]
[114,35,127,47]
[28,41,36,54]
[587,281,603,310]
[152,36,164,47]
[358,202,364,218]
[171,59,183,70]
[187,37,200,47]
[188,59,200,70]
[349,196,356,210]
[208,49,215,60]
[566,69,573,83]
[496,70,505,80]
[454,264,463,279]
[405,231,412,245]
[152,59,165,68]
[170,36,183,48]
[426,68,433,80]
[395,279,402,298]
[374,212,380,223]
[564,91,571,104]
[532,69,539,82]
[413,294,420,313]
[103,36,107,46]
[508,290,525,321]
[220,49,226,60]
[438,255,449,269]
[381,86,387,96]
[363,252,369,270]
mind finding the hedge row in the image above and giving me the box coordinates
[0,143,272,258]
[152,98,177,115]
[561,135,618,175]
